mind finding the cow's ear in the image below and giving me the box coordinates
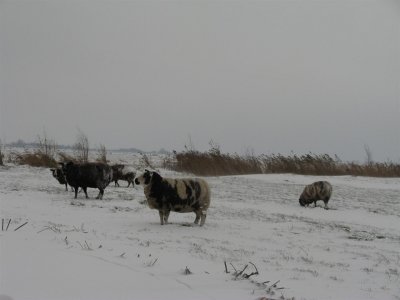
[58,162,65,167]
[50,168,55,171]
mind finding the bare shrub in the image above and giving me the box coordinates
[139,153,155,169]
[36,132,57,158]
[96,144,108,163]
[73,129,89,162]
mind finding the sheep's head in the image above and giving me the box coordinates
[299,196,306,206]
[135,169,161,185]
[299,192,311,206]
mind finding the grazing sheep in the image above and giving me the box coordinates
[50,167,68,191]
[111,164,135,187]
[134,170,211,226]
[299,181,332,209]
[61,162,113,199]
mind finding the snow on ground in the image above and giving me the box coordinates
[1,156,400,300]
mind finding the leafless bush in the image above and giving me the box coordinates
[96,144,108,163]
[15,132,58,168]
[139,153,155,169]
[36,132,57,158]
[73,129,89,163]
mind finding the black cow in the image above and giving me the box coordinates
[111,164,135,187]
[61,162,113,199]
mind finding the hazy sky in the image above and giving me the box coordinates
[1,0,399,162]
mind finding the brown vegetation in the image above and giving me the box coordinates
[164,150,400,178]
[14,133,58,168]
[15,151,58,168]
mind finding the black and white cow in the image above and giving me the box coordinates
[135,170,211,226]
[299,181,332,209]
[61,162,113,200]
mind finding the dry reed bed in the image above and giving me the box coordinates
[164,151,400,177]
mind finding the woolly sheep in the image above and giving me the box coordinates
[135,170,211,226]
[299,181,332,209]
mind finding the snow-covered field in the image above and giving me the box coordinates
[1,153,400,300]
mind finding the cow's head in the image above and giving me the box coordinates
[50,168,57,178]
[51,166,67,184]
[134,169,161,185]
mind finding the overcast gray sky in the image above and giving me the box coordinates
[1,0,399,162]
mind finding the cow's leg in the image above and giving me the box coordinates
[74,186,78,199]
[164,210,170,224]
[96,188,104,200]
[127,181,131,187]
[82,187,89,199]
[314,201,317,207]
[64,183,68,191]
[158,210,164,225]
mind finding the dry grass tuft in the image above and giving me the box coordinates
[14,133,58,168]
[16,151,58,168]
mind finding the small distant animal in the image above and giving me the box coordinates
[111,164,135,187]
[61,162,113,199]
[299,181,332,209]
[135,170,211,226]
[50,167,68,191]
